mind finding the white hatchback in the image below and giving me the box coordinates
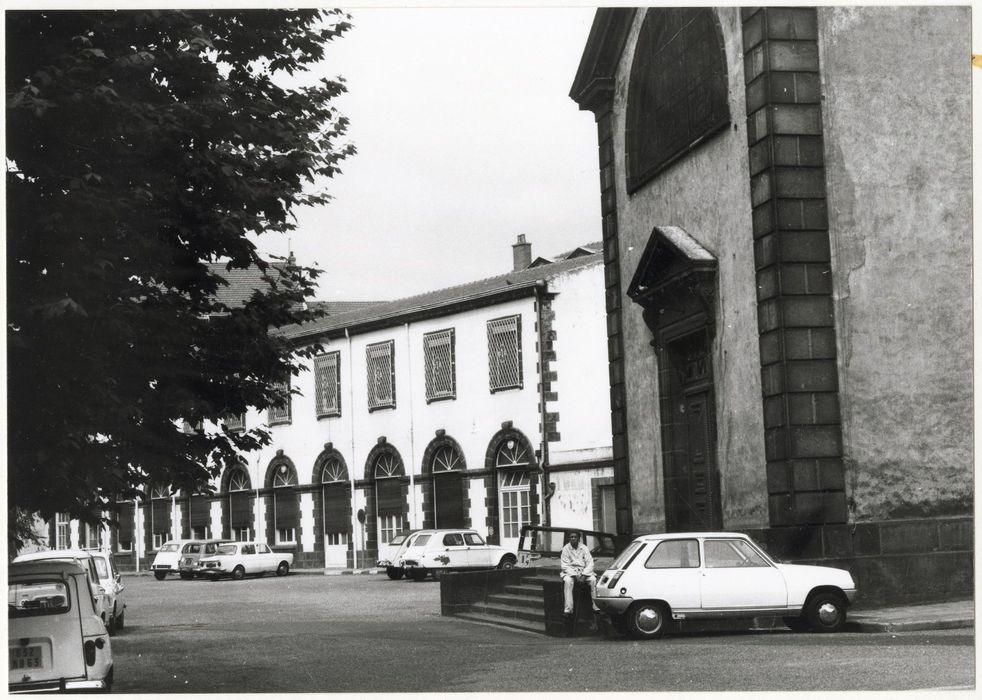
[398,529,516,581]
[596,532,857,638]
[8,560,114,693]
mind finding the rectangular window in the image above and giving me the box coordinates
[84,523,101,550]
[152,533,167,550]
[325,532,349,546]
[423,329,456,402]
[314,351,342,418]
[500,490,530,539]
[276,527,296,545]
[190,526,207,540]
[55,513,70,549]
[224,413,245,432]
[116,504,134,552]
[366,341,396,411]
[704,539,770,569]
[487,315,523,391]
[378,514,400,545]
[235,527,251,542]
[268,377,292,425]
[645,539,700,569]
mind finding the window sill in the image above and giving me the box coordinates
[425,394,456,404]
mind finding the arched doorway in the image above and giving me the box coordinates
[422,436,467,529]
[265,454,299,547]
[317,449,351,568]
[223,465,253,541]
[373,451,405,546]
[485,428,539,550]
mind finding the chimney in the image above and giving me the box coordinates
[512,234,532,272]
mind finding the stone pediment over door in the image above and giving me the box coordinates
[626,226,718,341]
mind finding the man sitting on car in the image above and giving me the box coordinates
[560,530,599,616]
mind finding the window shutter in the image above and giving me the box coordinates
[487,315,522,391]
[366,341,395,410]
[151,499,170,533]
[323,483,350,532]
[434,472,465,528]
[376,478,403,516]
[424,329,456,401]
[315,352,341,417]
[117,504,134,538]
[269,378,292,424]
[229,491,253,528]
[189,495,210,528]
[274,488,299,528]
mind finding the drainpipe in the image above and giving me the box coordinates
[404,322,417,529]
[133,499,140,573]
[533,281,551,526]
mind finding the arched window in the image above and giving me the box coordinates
[490,432,536,547]
[271,461,298,545]
[372,450,405,545]
[430,444,465,528]
[149,484,171,550]
[626,8,730,191]
[320,455,350,552]
[226,467,253,541]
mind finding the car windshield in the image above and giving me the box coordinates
[8,581,71,618]
[410,535,430,547]
[215,545,237,555]
[609,541,645,570]
[388,534,408,546]
[159,544,181,552]
[93,558,110,579]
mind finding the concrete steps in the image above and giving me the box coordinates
[454,574,550,634]
[452,610,547,635]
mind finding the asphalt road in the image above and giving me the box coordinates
[111,573,974,693]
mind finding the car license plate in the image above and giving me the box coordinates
[517,552,532,567]
[9,646,44,670]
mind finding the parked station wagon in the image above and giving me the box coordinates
[196,542,293,580]
[178,539,231,579]
[398,529,516,581]
[596,532,857,638]
[8,560,114,693]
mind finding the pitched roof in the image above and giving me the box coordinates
[280,246,604,342]
[206,262,281,309]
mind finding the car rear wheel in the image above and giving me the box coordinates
[153,571,167,581]
[627,602,669,639]
[804,592,847,633]
[276,561,290,577]
[497,555,517,570]
[231,566,246,581]
[386,566,404,580]
[410,568,428,582]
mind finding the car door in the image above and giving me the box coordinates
[439,532,468,569]
[240,544,257,573]
[699,538,787,609]
[255,543,276,571]
[463,532,493,567]
[634,539,702,611]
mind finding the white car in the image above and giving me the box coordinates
[8,560,114,693]
[377,530,425,580]
[196,542,293,580]
[398,529,516,581]
[13,550,111,633]
[150,539,193,580]
[86,551,126,635]
[596,532,858,638]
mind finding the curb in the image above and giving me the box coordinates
[845,618,974,633]
[323,568,382,576]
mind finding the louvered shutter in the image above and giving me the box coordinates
[323,483,350,532]
[315,352,341,417]
[118,504,135,546]
[434,472,465,528]
[151,499,170,532]
[376,479,403,516]
[189,495,210,528]
[230,491,253,528]
[274,487,299,528]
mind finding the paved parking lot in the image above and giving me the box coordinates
[111,573,974,693]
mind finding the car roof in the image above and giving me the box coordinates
[186,539,232,544]
[633,532,752,542]
[14,549,96,562]
[9,560,88,578]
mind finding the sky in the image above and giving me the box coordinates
[255,8,602,302]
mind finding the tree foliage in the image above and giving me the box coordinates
[6,9,355,543]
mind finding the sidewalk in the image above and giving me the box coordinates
[845,599,974,633]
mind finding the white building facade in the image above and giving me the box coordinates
[43,241,614,570]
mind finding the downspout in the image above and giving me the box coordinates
[133,499,140,573]
[346,328,359,565]
[534,281,551,526]
[404,322,417,529]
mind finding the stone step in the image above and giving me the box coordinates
[467,602,546,624]
[453,610,547,635]
[486,593,543,610]
[503,584,543,596]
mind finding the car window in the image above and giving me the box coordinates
[644,539,700,569]
[108,554,119,577]
[186,544,201,554]
[8,581,71,618]
[410,535,430,547]
[86,559,100,581]
[242,545,256,555]
[216,545,237,555]
[205,544,216,554]
[610,541,645,570]
[389,534,408,546]
[463,533,485,546]
[93,557,110,579]
[159,543,181,552]
[443,533,464,546]
[704,539,770,568]
[257,544,271,554]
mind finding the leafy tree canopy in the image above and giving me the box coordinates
[6,9,355,544]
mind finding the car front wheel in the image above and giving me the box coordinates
[386,566,404,581]
[497,555,516,570]
[276,561,290,577]
[804,592,847,633]
[231,566,246,581]
[153,571,167,581]
[627,602,669,639]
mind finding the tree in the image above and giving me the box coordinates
[6,9,355,548]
